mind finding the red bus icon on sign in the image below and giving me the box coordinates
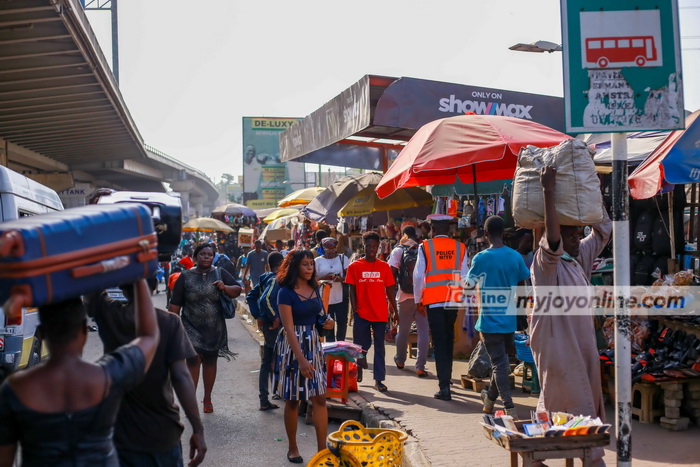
[585,36,657,68]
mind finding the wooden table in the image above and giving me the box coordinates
[483,423,610,467]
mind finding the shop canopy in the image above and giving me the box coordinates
[629,110,700,199]
[280,75,565,172]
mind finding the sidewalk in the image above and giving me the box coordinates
[236,301,698,466]
[351,331,700,466]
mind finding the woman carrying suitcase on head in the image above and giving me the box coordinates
[0,280,159,466]
[168,243,242,414]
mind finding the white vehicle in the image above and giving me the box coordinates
[0,166,64,382]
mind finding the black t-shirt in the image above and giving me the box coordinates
[86,294,196,453]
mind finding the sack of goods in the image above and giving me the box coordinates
[512,138,605,229]
[0,204,159,317]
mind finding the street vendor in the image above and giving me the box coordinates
[530,166,611,467]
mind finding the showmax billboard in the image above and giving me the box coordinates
[242,117,305,208]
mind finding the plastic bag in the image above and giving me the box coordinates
[466,340,492,378]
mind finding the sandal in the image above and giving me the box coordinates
[259,402,279,411]
[374,382,388,393]
[203,402,214,413]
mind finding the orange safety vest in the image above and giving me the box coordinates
[422,237,465,306]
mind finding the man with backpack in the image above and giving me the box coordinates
[388,226,429,378]
[246,252,284,411]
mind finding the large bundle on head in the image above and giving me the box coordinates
[512,138,605,229]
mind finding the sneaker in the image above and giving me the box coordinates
[505,406,519,419]
[481,389,495,414]
[434,388,452,401]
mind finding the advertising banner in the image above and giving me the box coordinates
[242,117,304,208]
[562,0,684,133]
[280,75,565,165]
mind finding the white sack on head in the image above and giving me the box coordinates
[512,139,605,229]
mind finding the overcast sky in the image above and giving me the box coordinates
[86,0,700,183]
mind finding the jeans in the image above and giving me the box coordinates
[259,326,278,405]
[353,313,387,382]
[326,300,348,342]
[118,444,183,467]
[481,332,515,409]
[394,299,429,371]
[426,306,458,390]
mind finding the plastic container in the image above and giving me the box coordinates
[326,421,407,467]
[514,333,535,363]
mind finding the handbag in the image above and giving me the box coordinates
[215,268,236,319]
[315,285,331,338]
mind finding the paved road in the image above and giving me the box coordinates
[84,287,339,467]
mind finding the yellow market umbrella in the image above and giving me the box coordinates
[182,217,234,233]
[277,186,325,207]
[339,187,433,217]
[263,208,301,223]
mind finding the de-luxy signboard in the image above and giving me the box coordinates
[562,0,684,133]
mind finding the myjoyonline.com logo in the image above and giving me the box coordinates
[438,94,533,119]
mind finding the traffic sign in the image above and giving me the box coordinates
[562,0,685,133]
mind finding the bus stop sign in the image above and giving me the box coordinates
[562,0,684,133]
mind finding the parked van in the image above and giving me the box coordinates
[0,166,64,382]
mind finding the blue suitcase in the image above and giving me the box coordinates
[0,203,158,317]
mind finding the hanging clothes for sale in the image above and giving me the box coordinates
[447,198,459,217]
[477,198,486,225]
[497,196,506,215]
[487,196,496,217]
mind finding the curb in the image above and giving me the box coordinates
[237,300,431,466]
[349,392,432,467]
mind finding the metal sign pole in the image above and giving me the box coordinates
[612,132,631,466]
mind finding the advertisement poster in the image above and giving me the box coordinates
[242,117,304,208]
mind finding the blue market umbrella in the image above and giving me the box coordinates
[629,110,700,199]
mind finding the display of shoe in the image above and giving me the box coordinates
[481,389,495,414]
[434,388,451,401]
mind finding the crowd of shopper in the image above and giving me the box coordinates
[0,167,612,466]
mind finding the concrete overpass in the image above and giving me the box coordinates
[0,0,219,217]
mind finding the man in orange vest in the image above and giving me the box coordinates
[414,215,469,401]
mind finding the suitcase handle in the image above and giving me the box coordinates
[71,256,132,279]
[4,285,31,321]
[0,231,25,258]
[70,242,157,278]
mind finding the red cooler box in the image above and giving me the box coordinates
[0,203,158,317]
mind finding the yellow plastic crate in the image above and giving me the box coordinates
[325,421,407,467]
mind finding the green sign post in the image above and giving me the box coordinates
[562,0,684,133]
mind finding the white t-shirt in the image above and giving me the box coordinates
[388,246,414,303]
[315,254,349,304]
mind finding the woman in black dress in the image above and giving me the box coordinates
[272,249,334,464]
[169,243,241,414]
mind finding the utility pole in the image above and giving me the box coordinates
[79,0,119,83]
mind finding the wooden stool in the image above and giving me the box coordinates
[407,332,418,358]
[521,362,540,395]
[325,354,350,403]
[631,382,663,424]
